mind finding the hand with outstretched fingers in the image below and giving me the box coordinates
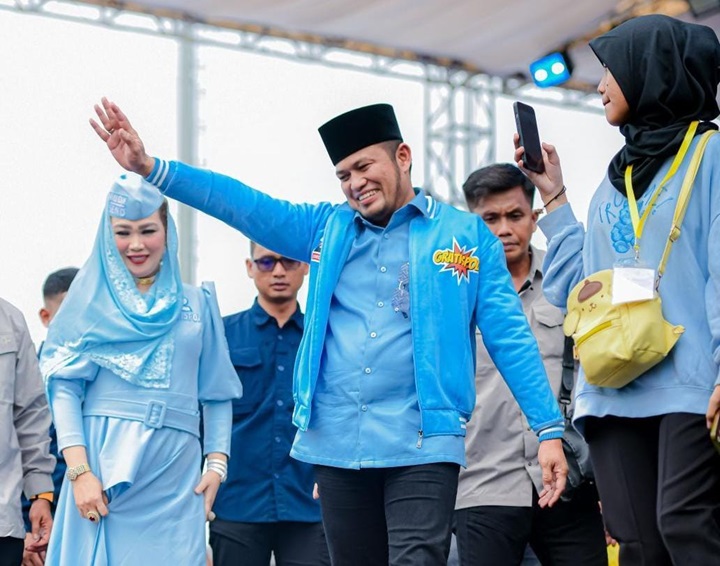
[89,97,155,178]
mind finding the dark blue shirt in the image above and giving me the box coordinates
[213,299,320,523]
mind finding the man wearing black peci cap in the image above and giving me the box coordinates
[91,98,568,566]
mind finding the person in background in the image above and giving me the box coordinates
[517,14,720,565]
[455,163,606,566]
[0,296,55,566]
[210,242,329,566]
[21,268,78,566]
[38,269,79,331]
[41,175,241,565]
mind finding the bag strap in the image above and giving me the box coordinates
[558,335,575,418]
[657,130,716,283]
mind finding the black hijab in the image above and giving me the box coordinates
[589,15,720,197]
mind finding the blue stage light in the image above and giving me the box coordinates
[530,52,573,88]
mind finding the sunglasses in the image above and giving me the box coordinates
[252,256,302,272]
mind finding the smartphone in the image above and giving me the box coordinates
[711,412,720,454]
[513,101,545,173]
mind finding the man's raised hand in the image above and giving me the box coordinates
[89,97,155,177]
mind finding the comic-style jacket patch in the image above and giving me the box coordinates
[432,238,479,284]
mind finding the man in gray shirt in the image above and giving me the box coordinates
[454,164,606,566]
[0,298,55,566]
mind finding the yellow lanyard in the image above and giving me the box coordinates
[624,121,698,260]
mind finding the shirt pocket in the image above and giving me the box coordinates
[531,299,565,360]
[229,346,264,415]
[0,334,18,403]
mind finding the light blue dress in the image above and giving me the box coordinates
[45,284,240,566]
[41,176,241,565]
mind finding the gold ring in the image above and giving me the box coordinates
[87,510,101,522]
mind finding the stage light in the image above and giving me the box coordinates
[530,51,573,88]
[687,0,720,18]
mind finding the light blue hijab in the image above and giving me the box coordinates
[41,174,183,388]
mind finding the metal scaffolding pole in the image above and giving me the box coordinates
[177,21,198,284]
[423,69,498,207]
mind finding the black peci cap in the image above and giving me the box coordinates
[318,103,403,165]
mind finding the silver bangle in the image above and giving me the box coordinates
[206,458,228,483]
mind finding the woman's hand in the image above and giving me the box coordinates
[89,97,155,178]
[71,473,109,522]
[195,470,222,521]
[513,133,568,212]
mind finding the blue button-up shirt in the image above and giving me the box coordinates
[291,191,465,469]
[213,300,321,523]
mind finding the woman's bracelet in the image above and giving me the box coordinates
[542,185,567,210]
[206,458,228,483]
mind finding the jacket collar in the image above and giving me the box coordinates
[352,188,431,232]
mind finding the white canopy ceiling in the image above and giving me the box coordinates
[83,0,719,87]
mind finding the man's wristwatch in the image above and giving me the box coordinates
[66,463,92,481]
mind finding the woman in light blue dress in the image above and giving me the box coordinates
[41,175,241,565]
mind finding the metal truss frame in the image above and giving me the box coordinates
[1,0,603,273]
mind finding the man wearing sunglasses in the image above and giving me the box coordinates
[209,243,328,566]
[92,99,567,566]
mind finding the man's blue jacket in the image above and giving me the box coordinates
[152,160,564,441]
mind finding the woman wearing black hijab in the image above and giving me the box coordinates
[516,15,720,566]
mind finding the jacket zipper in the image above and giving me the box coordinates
[416,430,424,448]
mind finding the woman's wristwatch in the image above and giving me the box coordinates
[66,463,92,481]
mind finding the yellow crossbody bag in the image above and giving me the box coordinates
[563,127,715,389]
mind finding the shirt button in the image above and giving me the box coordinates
[370,331,377,338]
[274,473,280,479]
[364,367,372,374]
[276,400,284,407]
[383,234,389,239]
[380,266,387,273]
[394,307,400,312]
[377,301,384,308]
[275,436,281,443]
[278,365,285,371]
[361,405,368,412]
[277,335,283,341]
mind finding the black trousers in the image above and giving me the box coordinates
[209,520,330,566]
[314,463,460,566]
[0,537,23,566]
[585,413,720,566]
[454,482,607,566]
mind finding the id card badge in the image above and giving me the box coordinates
[611,260,656,305]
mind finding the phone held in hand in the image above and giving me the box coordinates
[711,412,720,454]
[513,101,545,174]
